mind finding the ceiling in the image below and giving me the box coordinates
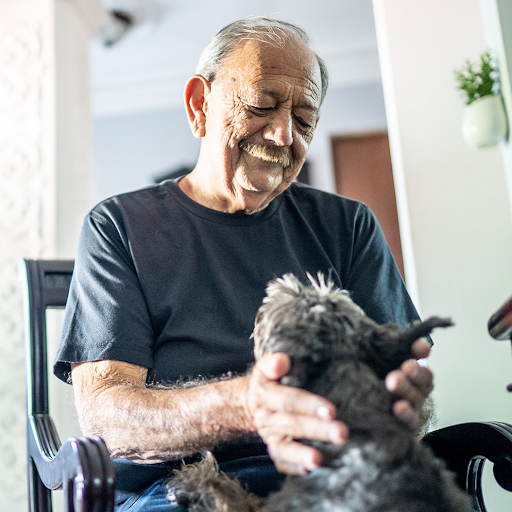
[90,0,381,118]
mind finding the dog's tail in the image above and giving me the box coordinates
[359,316,453,380]
[399,316,453,344]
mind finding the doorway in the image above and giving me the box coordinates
[331,132,405,280]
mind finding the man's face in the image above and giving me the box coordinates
[202,37,322,203]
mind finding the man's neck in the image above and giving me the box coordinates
[178,171,276,215]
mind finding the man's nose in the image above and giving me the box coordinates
[263,109,293,147]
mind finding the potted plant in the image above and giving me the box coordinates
[454,50,507,148]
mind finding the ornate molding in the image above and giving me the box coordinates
[0,16,53,506]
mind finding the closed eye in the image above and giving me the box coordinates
[249,105,274,114]
[294,115,312,129]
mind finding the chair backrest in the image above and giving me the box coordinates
[20,259,74,419]
[19,259,115,512]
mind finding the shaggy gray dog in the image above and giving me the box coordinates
[167,274,471,512]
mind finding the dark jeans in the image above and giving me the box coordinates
[114,455,286,511]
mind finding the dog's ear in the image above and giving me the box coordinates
[252,274,304,360]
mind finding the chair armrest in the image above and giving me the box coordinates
[28,414,115,512]
[488,296,512,341]
[424,422,512,511]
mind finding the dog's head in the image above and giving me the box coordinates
[252,273,364,362]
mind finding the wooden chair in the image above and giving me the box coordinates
[18,258,512,511]
[19,259,115,512]
[424,421,512,510]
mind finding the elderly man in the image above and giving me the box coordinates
[54,17,432,511]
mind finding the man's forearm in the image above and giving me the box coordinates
[71,360,254,463]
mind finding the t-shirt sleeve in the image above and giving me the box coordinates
[344,204,421,329]
[53,207,155,383]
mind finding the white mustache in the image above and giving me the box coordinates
[239,140,293,168]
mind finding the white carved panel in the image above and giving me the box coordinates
[0,2,55,507]
[0,1,100,508]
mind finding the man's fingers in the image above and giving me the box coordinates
[268,438,323,474]
[392,400,422,432]
[274,460,309,476]
[411,338,432,360]
[252,381,337,418]
[251,354,338,419]
[385,360,433,410]
[385,371,423,409]
[254,352,291,381]
[248,352,348,472]
[402,359,433,393]
[255,410,348,445]
[386,357,434,432]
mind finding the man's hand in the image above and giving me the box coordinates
[246,340,432,474]
[385,339,434,432]
[245,353,348,476]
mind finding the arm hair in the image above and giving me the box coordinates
[71,360,254,463]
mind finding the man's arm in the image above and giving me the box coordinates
[71,340,432,473]
[70,356,347,466]
[71,360,251,463]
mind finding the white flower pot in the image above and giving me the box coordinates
[462,95,508,148]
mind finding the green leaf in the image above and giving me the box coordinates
[453,49,500,105]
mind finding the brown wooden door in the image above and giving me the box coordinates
[331,132,405,280]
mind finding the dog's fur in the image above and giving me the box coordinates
[166,274,471,512]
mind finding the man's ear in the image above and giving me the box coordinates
[184,75,211,138]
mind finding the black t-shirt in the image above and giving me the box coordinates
[54,179,420,384]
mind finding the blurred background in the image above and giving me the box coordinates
[1,0,512,509]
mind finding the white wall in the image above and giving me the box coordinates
[480,0,512,221]
[93,105,199,202]
[374,0,512,454]
[374,2,512,505]
[55,0,99,258]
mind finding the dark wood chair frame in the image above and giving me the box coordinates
[20,259,115,512]
[19,258,512,511]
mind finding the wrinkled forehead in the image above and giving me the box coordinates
[217,36,322,99]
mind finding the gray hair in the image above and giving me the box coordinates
[196,17,329,104]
